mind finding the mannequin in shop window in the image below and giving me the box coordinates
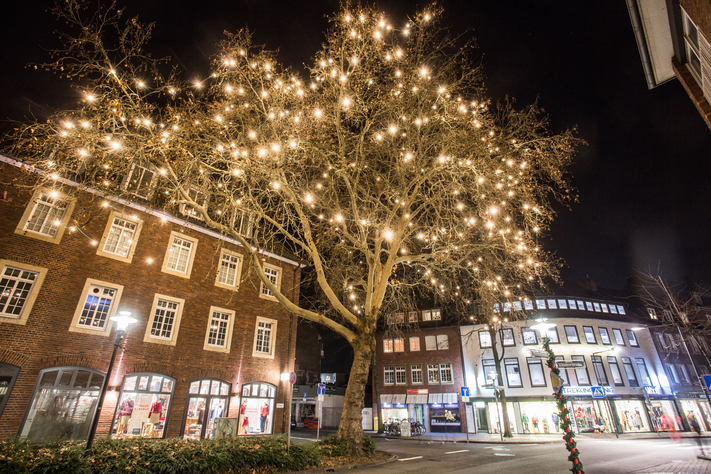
[146,397,164,436]
[239,401,248,435]
[117,396,134,436]
[542,416,549,433]
[521,412,530,433]
[260,402,270,433]
[551,412,559,432]
[619,411,629,431]
[531,415,539,433]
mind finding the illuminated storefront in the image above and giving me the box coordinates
[182,378,231,440]
[519,401,559,433]
[111,373,175,439]
[613,399,649,432]
[238,382,276,435]
[487,401,515,434]
[676,395,711,431]
[380,394,408,421]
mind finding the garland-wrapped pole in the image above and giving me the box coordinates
[542,337,585,474]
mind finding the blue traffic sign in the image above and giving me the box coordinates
[703,375,711,391]
[303,391,308,401]
[460,386,470,397]
[591,386,605,398]
[318,383,326,395]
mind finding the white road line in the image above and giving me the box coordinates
[445,450,469,454]
[398,456,424,462]
[494,453,516,456]
[518,443,539,446]
[491,447,511,451]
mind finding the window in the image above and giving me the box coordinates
[677,364,690,384]
[184,378,231,439]
[501,328,515,346]
[253,317,277,358]
[394,338,405,352]
[592,356,609,386]
[612,329,625,346]
[389,313,404,324]
[564,325,580,343]
[69,279,124,336]
[555,356,570,386]
[665,364,680,384]
[681,8,710,88]
[409,337,420,351]
[161,232,198,278]
[689,365,699,385]
[439,363,453,384]
[524,300,534,310]
[15,188,75,244]
[411,364,423,384]
[701,337,711,353]
[607,357,624,386]
[479,330,492,348]
[505,358,523,388]
[97,212,143,263]
[546,327,560,344]
[215,249,243,290]
[431,309,441,320]
[384,366,394,385]
[576,301,585,310]
[647,308,657,320]
[583,326,597,344]
[422,310,432,321]
[617,305,626,315]
[0,362,20,419]
[621,357,638,387]
[700,366,710,376]
[408,311,418,323]
[626,329,639,347]
[124,162,156,198]
[513,301,523,311]
[598,327,611,345]
[609,305,618,314]
[482,359,498,385]
[527,358,546,387]
[585,302,594,311]
[568,300,577,309]
[593,302,601,312]
[395,366,407,385]
[636,358,652,386]
[665,333,677,351]
[425,335,437,351]
[558,299,568,309]
[601,304,609,313]
[144,295,185,346]
[536,299,546,309]
[436,334,449,350]
[260,264,282,299]
[427,364,440,384]
[655,333,667,350]
[0,260,47,325]
[547,299,557,309]
[572,355,591,385]
[383,339,393,353]
[179,186,208,220]
[522,328,537,345]
[203,307,235,353]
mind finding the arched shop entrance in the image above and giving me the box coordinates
[238,382,276,435]
[0,362,20,418]
[182,378,231,439]
[111,373,176,439]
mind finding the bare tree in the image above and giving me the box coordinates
[6,1,579,452]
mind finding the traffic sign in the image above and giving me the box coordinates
[591,386,605,398]
[529,348,549,358]
[556,361,585,369]
[460,386,470,397]
[289,372,297,384]
[318,394,324,402]
[704,375,711,391]
[303,392,307,401]
[317,383,326,395]
[550,371,564,390]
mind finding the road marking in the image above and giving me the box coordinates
[398,456,424,462]
[445,450,469,454]
[518,443,539,446]
[494,453,515,456]
[491,447,511,451]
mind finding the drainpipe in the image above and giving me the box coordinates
[625,0,658,89]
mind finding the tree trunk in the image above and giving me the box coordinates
[336,333,375,454]
[490,326,513,437]
[372,350,385,434]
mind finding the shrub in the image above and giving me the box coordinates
[316,434,378,458]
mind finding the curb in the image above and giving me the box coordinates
[376,435,557,445]
[287,452,397,473]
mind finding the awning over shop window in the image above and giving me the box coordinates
[380,394,393,405]
[405,394,428,404]
[429,393,458,404]
[392,394,406,404]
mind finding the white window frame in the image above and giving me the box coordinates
[383,338,393,353]
[96,211,143,263]
[124,162,157,199]
[69,278,124,336]
[395,365,407,385]
[15,188,76,244]
[409,336,420,351]
[252,316,277,359]
[0,260,48,325]
[179,186,208,221]
[439,362,453,384]
[384,366,394,385]
[231,209,254,237]
[408,311,418,323]
[393,338,405,352]
[436,334,449,350]
[259,263,282,300]
[411,364,423,384]
[161,231,199,279]
[431,309,442,320]
[427,364,440,384]
[143,294,185,346]
[214,248,243,291]
[203,306,236,353]
[422,309,432,321]
[425,335,437,351]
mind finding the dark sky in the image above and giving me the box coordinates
[2,0,710,290]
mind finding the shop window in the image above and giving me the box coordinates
[393,338,405,352]
[615,400,649,432]
[527,358,546,387]
[112,373,175,439]
[69,279,124,336]
[0,362,20,418]
[564,326,580,344]
[425,335,437,351]
[183,378,230,439]
[96,212,143,263]
[501,328,515,346]
[436,334,449,350]
[203,307,236,353]
[408,311,418,323]
[238,382,276,435]
[591,356,609,385]
[395,366,407,385]
[409,336,420,351]
[384,366,394,385]
[479,330,492,348]
[677,365,690,384]
[427,364,440,384]
[607,357,624,386]
[583,326,596,344]
[411,364,423,384]
[635,358,652,386]
[259,264,282,299]
[20,366,105,442]
[0,260,48,325]
[522,327,537,345]
[505,358,522,388]
[621,358,638,387]
[383,339,393,353]
[124,162,157,199]
[598,327,611,345]
[161,232,199,279]
[665,364,680,384]
[612,329,625,346]
[439,363,453,384]
[252,317,277,358]
[215,249,243,290]
[572,355,591,385]
[546,327,560,344]
[144,294,185,346]
[15,188,76,244]
[482,359,498,385]
[625,329,639,347]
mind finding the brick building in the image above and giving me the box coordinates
[372,308,468,433]
[0,155,301,441]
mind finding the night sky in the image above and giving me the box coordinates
[2,0,710,291]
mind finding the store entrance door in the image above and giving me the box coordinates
[184,396,228,439]
[475,405,488,432]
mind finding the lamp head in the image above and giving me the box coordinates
[111,311,138,331]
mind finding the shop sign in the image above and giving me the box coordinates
[675,392,706,399]
[529,348,549,358]
[292,386,300,393]
[430,403,443,408]
[644,387,661,395]
[474,401,486,408]
[407,388,428,395]
[444,403,459,408]
[394,403,406,408]
[382,403,392,408]
[276,403,284,408]
[556,361,585,369]
[561,386,614,396]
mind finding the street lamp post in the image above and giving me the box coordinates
[85,312,137,454]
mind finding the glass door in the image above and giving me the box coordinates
[183,379,231,439]
[183,397,207,439]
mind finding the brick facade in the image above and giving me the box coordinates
[0,159,300,440]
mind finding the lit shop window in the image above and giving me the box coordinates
[183,379,230,440]
[112,373,175,439]
[238,382,276,435]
